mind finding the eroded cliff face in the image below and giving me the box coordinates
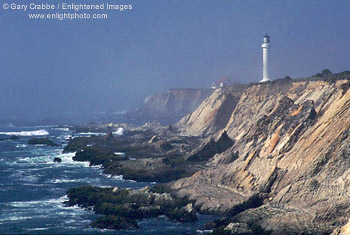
[175,85,246,137]
[169,75,350,234]
[127,88,213,125]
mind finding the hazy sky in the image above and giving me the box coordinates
[1,0,350,119]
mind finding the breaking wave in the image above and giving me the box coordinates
[113,127,124,136]
[0,129,49,136]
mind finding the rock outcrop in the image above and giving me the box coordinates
[168,73,350,234]
[65,185,197,230]
[28,137,59,147]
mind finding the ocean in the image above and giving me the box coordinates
[0,126,216,234]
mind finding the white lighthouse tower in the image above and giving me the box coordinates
[260,34,270,83]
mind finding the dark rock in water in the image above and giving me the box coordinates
[9,135,20,140]
[91,215,138,230]
[105,131,114,141]
[0,135,20,141]
[73,146,128,166]
[65,185,197,230]
[53,157,62,163]
[28,137,59,147]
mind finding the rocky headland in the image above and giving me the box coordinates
[65,70,350,234]
[125,88,214,125]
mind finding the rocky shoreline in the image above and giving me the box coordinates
[65,185,197,230]
[63,122,243,232]
[63,72,350,234]
[63,122,234,183]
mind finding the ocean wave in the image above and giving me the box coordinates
[114,152,126,157]
[49,179,80,184]
[51,152,90,167]
[0,129,49,136]
[16,144,27,148]
[48,178,99,184]
[8,196,69,208]
[57,134,72,141]
[0,216,32,222]
[52,127,70,131]
[75,132,105,136]
[26,228,49,231]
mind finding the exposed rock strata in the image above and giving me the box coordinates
[175,85,245,136]
[169,75,350,234]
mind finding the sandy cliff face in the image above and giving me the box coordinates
[128,88,213,124]
[170,75,350,234]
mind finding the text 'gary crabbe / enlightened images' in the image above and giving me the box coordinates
[3,2,133,21]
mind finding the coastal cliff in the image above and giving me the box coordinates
[169,71,350,234]
[65,71,350,233]
[126,88,213,124]
[175,84,246,137]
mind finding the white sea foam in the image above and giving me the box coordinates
[57,134,72,140]
[49,179,81,184]
[114,152,126,157]
[53,127,70,131]
[75,132,105,136]
[16,144,27,148]
[48,178,98,184]
[113,127,124,136]
[9,196,69,208]
[0,216,32,222]
[27,228,49,231]
[0,129,49,136]
[103,174,123,180]
[197,229,214,233]
[54,152,90,167]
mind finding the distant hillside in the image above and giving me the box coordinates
[126,88,213,125]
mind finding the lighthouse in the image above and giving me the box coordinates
[260,34,270,82]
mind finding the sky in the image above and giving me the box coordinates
[1,0,350,120]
